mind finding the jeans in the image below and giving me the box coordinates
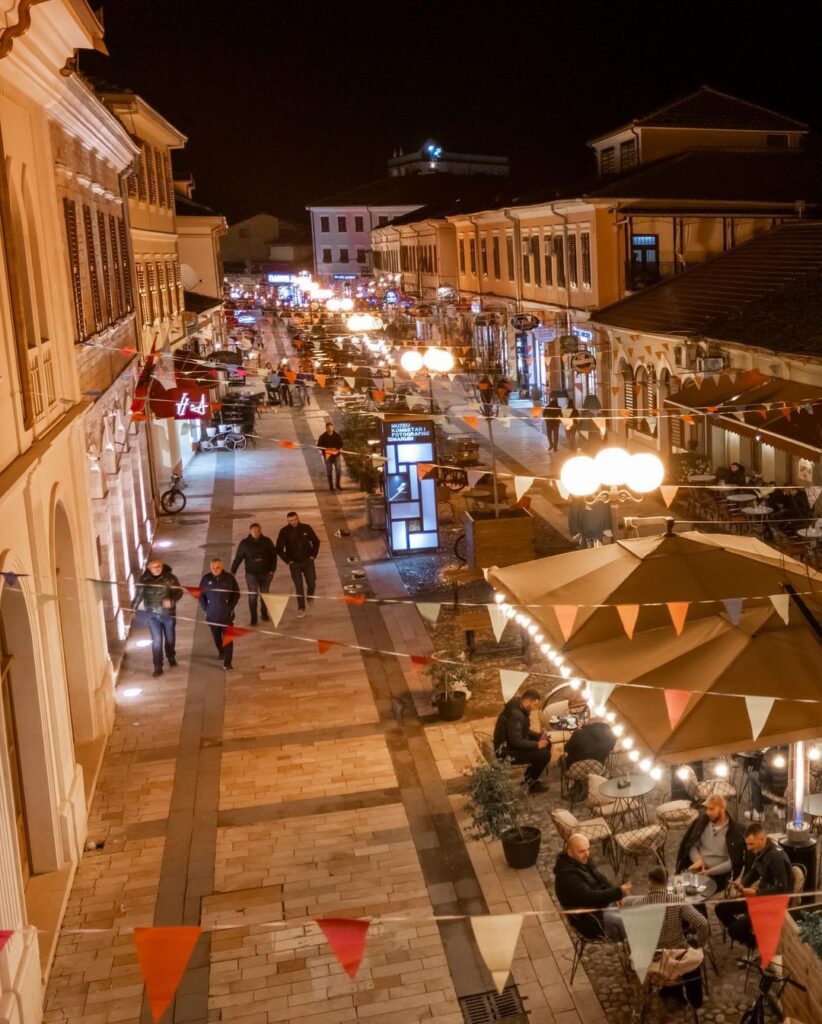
[246,571,273,622]
[147,613,176,671]
[545,422,560,450]
[500,745,551,784]
[602,907,627,940]
[289,559,316,610]
[325,454,342,490]
[209,624,233,667]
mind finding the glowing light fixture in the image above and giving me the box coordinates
[122,687,143,698]
[400,349,425,374]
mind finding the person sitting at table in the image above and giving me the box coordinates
[623,866,709,948]
[714,822,792,944]
[726,462,747,485]
[493,688,551,793]
[554,833,630,940]
[564,717,617,768]
[744,747,788,822]
[676,793,745,890]
[769,486,812,523]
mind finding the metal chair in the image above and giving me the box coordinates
[550,808,615,868]
[561,758,607,811]
[614,822,668,877]
[567,918,630,986]
[693,778,738,819]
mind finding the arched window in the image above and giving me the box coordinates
[622,365,635,420]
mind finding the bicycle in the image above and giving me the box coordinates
[199,424,247,453]
[160,473,186,514]
[737,960,805,1023]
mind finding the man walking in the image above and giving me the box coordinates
[230,522,277,625]
[317,420,344,492]
[492,688,552,793]
[276,511,320,618]
[198,558,241,669]
[135,558,183,678]
[542,398,561,451]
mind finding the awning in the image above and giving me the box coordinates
[184,291,223,315]
[665,369,822,461]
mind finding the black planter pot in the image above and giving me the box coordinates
[501,826,542,869]
[434,691,467,721]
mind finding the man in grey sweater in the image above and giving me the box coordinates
[675,794,745,889]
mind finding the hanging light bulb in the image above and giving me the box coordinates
[494,592,506,604]
[629,749,641,763]
[540,642,551,654]
[713,761,729,778]
[676,765,690,781]
[773,753,787,769]
[527,623,538,636]
[560,666,572,678]
[515,614,526,626]
[639,758,652,773]
[569,678,582,690]
[594,703,606,717]
[534,634,544,644]
[605,712,616,723]
[809,747,821,762]
[650,766,663,781]
[612,724,624,737]
[622,736,634,750]
[505,607,517,620]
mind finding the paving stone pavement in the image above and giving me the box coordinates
[42,318,609,1024]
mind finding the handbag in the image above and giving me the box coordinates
[649,947,705,1009]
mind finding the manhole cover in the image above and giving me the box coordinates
[458,988,527,1023]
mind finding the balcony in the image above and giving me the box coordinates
[624,256,709,291]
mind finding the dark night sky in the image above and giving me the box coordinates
[84,1,822,225]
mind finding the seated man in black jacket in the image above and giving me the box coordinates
[493,689,551,793]
[714,822,792,944]
[565,718,616,768]
[555,833,631,939]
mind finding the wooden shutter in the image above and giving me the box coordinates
[146,146,158,205]
[135,262,149,326]
[155,261,165,320]
[155,148,167,208]
[110,214,125,316]
[137,146,148,202]
[62,198,84,341]
[127,173,138,200]
[164,152,174,206]
[82,204,103,331]
[166,260,177,315]
[173,259,184,312]
[145,261,157,322]
[623,367,635,422]
[117,219,134,311]
[97,210,114,323]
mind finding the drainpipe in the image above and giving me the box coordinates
[406,223,423,302]
[549,202,573,395]
[468,215,483,304]
[502,208,522,312]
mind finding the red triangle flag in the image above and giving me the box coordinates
[667,602,689,636]
[317,639,337,655]
[616,605,640,640]
[133,926,202,1023]
[409,654,433,671]
[373,389,385,404]
[222,626,251,646]
[553,605,577,642]
[417,463,434,481]
[338,594,366,606]
[315,917,370,979]
[664,690,691,730]
[279,440,298,450]
[184,586,202,600]
[463,415,479,429]
[315,373,327,388]
[0,929,13,954]
[747,895,790,967]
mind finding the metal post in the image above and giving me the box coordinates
[487,415,500,518]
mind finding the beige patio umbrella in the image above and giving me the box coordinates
[488,531,822,763]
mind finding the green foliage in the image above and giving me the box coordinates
[463,757,536,842]
[425,651,472,699]
[797,910,822,959]
[340,412,381,493]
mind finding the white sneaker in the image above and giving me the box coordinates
[744,810,763,821]
[297,609,306,618]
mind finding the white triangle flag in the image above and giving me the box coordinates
[498,416,511,428]
[499,669,529,702]
[416,602,441,624]
[645,416,657,433]
[153,364,177,391]
[343,376,356,389]
[745,696,775,741]
[467,469,485,488]
[555,480,570,501]
[769,593,790,625]
[659,486,679,508]
[514,476,534,502]
[470,914,524,995]
[586,681,615,712]
[621,904,667,983]
[593,417,607,438]
[488,605,508,643]
[260,593,289,627]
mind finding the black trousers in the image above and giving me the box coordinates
[545,422,560,450]
[714,901,753,945]
[325,454,342,490]
[289,559,316,610]
[246,572,273,622]
[209,624,233,667]
[502,745,551,783]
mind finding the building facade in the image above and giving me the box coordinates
[0,3,134,1018]
[174,181,228,353]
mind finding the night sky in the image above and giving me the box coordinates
[84,1,822,225]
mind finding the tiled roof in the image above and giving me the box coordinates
[308,174,514,209]
[635,86,808,131]
[584,148,822,204]
[592,222,822,353]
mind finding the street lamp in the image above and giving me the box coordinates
[400,346,454,413]
[560,447,665,540]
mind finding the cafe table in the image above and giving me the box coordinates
[742,504,772,531]
[726,492,756,503]
[797,526,822,549]
[599,774,656,829]
[688,474,716,484]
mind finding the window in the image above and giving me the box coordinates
[82,204,103,331]
[521,238,530,284]
[164,151,174,207]
[166,260,177,315]
[62,198,84,341]
[156,261,166,320]
[459,237,466,274]
[146,145,158,205]
[136,148,148,202]
[531,236,541,287]
[469,237,476,274]
[766,134,788,148]
[322,248,332,263]
[339,247,349,263]
[554,237,565,288]
[600,147,616,175]
[480,236,488,277]
[110,214,125,317]
[135,262,149,326]
[337,215,347,232]
[117,219,133,311]
[543,234,553,286]
[629,234,660,288]
[97,211,114,323]
[127,173,137,200]
[354,215,364,232]
[173,260,183,312]
[378,216,389,226]
[155,147,167,208]
[145,261,157,322]
[619,138,638,171]
[320,216,330,232]
[506,235,515,281]
[566,235,578,289]
[492,235,501,279]
[357,248,367,264]
[580,232,592,288]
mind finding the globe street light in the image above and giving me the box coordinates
[400,346,454,412]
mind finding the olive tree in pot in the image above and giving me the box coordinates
[464,756,541,869]
[425,652,472,721]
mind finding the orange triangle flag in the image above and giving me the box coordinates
[417,463,434,481]
[184,585,202,600]
[134,927,201,1023]
[553,605,577,642]
[664,690,691,730]
[279,440,298,450]
[530,406,542,419]
[285,370,297,382]
[222,625,251,646]
[610,385,621,395]
[616,604,640,640]
[317,639,337,655]
[338,594,366,606]
[463,415,479,429]
[659,486,679,508]
[315,918,370,979]
[667,602,689,636]
[373,389,385,404]
[315,373,327,388]
[747,895,790,968]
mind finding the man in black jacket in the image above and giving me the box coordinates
[135,559,183,677]
[276,512,321,617]
[492,689,551,792]
[230,523,277,625]
[565,719,617,768]
[714,822,792,943]
[675,793,745,890]
[317,421,344,492]
[198,558,241,669]
[555,833,631,939]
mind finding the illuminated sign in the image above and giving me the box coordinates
[384,289,399,304]
[237,314,257,324]
[333,273,358,280]
[267,273,292,283]
[175,391,208,418]
[511,313,540,331]
[381,418,438,554]
[572,327,594,342]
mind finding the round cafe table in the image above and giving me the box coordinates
[797,527,822,549]
[688,474,716,484]
[669,873,718,906]
[803,793,822,817]
[742,504,772,531]
[600,774,656,828]
[726,492,756,503]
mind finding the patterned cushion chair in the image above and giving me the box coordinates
[586,773,619,819]
[614,822,668,875]
[562,758,607,810]
[551,808,614,868]
[655,799,698,831]
[694,777,738,818]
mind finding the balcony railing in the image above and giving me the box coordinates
[28,342,56,424]
[625,256,709,291]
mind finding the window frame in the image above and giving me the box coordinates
[319,215,330,233]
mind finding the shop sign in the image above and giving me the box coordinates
[534,326,555,344]
[558,333,579,354]
[267,273,292,284]
[333,273,358,280]
[572,326,594,342]
[511,313,540,331]
[236,314,256,324]
[174,389,210,419]
[385,289,399,303]
[146,384,212,420]
[570,351,597,374]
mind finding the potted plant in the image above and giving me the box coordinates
[340,412,382,494]
[425,652,472,721]
[464,757,542,869]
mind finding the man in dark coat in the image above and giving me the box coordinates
[714,823,793,943]
[564,720,616,768]
[230,523,277,625]
[542,398,561,451]
[276,512,320,617]
[676,793,745,890]
[135,558,183,677]
[492,689,551,792]
[317,421,344,492]
[198,558,241,669]
[555,833,630,939]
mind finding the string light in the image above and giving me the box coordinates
[676,766,690,781]
[639,758,652,773]
[713,761,729,778]
[650,767,663,781]
[629,749,641,762]
[622,737,634,750]
[494,593,506,604]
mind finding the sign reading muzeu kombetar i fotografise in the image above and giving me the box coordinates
[380,418,439,554]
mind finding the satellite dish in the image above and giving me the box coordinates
[180,263,200,290]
